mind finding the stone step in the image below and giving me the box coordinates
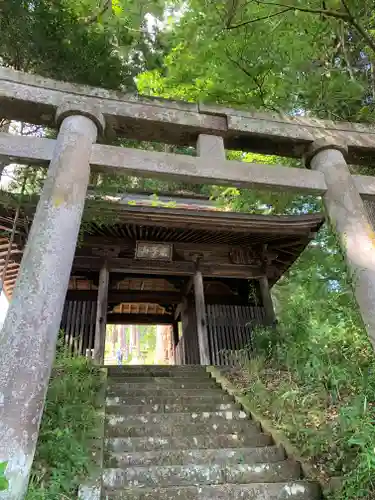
[107,379,218,390]
[108,375,213,385]
[102,460,301,489]
[106,433,273,453]
[105,445,285,467]
[105,393,234,407]
[105,410,251,427]
[105,402,240,415]
[105,416,261,438]
[106,388,226,398]
[107,366,208,378]
[102,481,321,499]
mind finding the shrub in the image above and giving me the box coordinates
[26,348,102,499]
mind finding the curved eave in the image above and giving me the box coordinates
[83,202,325,235]
[0,201,325,297]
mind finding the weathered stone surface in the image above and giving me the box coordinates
[102,460,300,488]
[224,460,301,483]
[102,464,224,488]
[105,432,273,453]
[94,366,319,499]
[78,483,101,500]
[105,417,260,438]
[105,445,285,468]
[4,133,375,201]
[0,134,329,196]
[105,394,234,406]
[0,113,100,499]
[91,145,328,195]
[106,387,225,398]
[2,66,375,164]
[105,410,251,426]
[102,481,321,499]
[108,375,213,384]
[107,366,207,377]
[310,145,375,349]
[105,402,240,415]
[107,379,218,390]
[4,133,375,200]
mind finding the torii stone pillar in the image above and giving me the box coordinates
[0,102,104,499]
[307,140,375,350]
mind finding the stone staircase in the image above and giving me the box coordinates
[101,366,321,499]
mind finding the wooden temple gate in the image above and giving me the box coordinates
[39,200,321,366]
[2,67,375,495]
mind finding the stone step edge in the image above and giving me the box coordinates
[107,381,218,387]
[104,445,285,466]
[100,481,322,499]
[104,403,240,414]
[101,460,303,491]
[106,388,225,393]
[105,395,234,402]
[105,409,250,420]
[207,366,340,495]
[104,432,274,451]
[105,421,262,437]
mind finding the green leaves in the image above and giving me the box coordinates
[0,462,9,492]
[112,0,123,16]
[0,0,169,90]
[26,353,102,499]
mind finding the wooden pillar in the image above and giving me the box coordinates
[307,140,375,350]
[259,276,276,326]
[78,300,86,355]
[172,321,179,348]
[94,262,109,364]
[193,269,210,365]
[87,300,96,358]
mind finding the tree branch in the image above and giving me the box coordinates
[338,21,355,81]
[81,0,111,25]
[225,49,280,112]
[340,0,375,54]
[255,0,349,20]
[228,0,375,55]
[227,7,292,29]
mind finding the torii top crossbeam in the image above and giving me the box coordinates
[2,67,375,200]
[1,66,375,166]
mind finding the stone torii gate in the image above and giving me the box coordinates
[1,67,375,497]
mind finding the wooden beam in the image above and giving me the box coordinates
[72,256,268,279]
[106,313,173,325]
[67,288,249,306]
[94,262,109,364]
[67,289,183,304]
